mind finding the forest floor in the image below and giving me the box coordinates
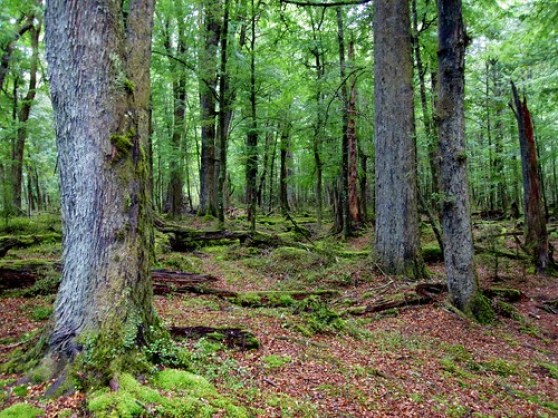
[0,214,557,417]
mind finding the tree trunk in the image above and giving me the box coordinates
[279,127,291,215]
[510,81,549,272]
[347,40,360,226]
[374,0,424,278]
[217,0,232,226]
[336,8,350,237]
[199,0,221,217]
[436,0,478,311]
[163,16,186,219]
[45,0,156,362]
[11,23,40,214]
[0,14,35,93]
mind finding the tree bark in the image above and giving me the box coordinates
[374,0,424,278]
[510,81,549,272]
[45,0,156,360]
[199,0,221,217]
[436,0,478,311]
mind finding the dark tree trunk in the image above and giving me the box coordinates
[199,0,221,217]
[436,0,478,311]
[45,0,156,361]
[217,0,232,227]
[510,81,550,272]
[374,0,424,278]
[336,7,350,237]
[359,148,368,222]
[0,14,35,93]
[279,127,291,215]
[245,0,258,231]
[347,40,360,226]
[11,23,40,214]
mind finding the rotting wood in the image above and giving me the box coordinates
[169,326,259,350]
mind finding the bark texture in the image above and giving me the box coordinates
[436,0,477,310]
[45,0,155,358]
[373,0,423,277]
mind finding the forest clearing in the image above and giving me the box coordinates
[1,0,558,416]
[0,214,557,417]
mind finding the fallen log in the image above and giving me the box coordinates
[0,233,61,258]
[344,293,434,316]
[474,245,527,261]
[169,326,260,350]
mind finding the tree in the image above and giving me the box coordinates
[436,0,479,312]
[45,0,156,367]
[510,81,550,272]
[374,0,424,278]
[11,20,40,214]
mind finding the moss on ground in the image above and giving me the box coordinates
[0,403,43,418]
[88,371,247,418]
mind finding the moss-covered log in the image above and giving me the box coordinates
[0,233,61,258]
[170,326,259,350]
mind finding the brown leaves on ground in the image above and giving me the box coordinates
[1,227,558,417]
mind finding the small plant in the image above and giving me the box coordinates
[262,355,291,369]
[12,385,28,397]
[30,306,53,321]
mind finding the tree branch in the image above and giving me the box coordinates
[280,0,372,7]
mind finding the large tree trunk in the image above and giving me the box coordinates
[374,0,424,278]
[198,0,221,217]
[45,0,155,362]
[436,0,478,311]
[11,23,40,214]
[510,81,549,272]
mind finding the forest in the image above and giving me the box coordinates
[0,0,557,416]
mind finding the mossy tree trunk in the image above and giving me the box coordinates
[436,0,478,311]
[45,0,156,361]
[373,0,424,278]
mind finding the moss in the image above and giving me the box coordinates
[539,361,558,379]
[232,292,262,307]
[479,358,518,376]
[0,403,43,418]
[262,355,291,369]
[466,292,495,325]
[110,130,135,159]
[88,372,247,418]
[421,243,443,263]
[122,78,135,93]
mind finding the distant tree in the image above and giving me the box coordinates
[45,0,156,369]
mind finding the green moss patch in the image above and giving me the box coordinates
[88,371,247,418]
[0,403,43,418]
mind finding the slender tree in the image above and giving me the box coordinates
[45,0,156,368]
[374,0,424,277]
[11,21,40,213]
